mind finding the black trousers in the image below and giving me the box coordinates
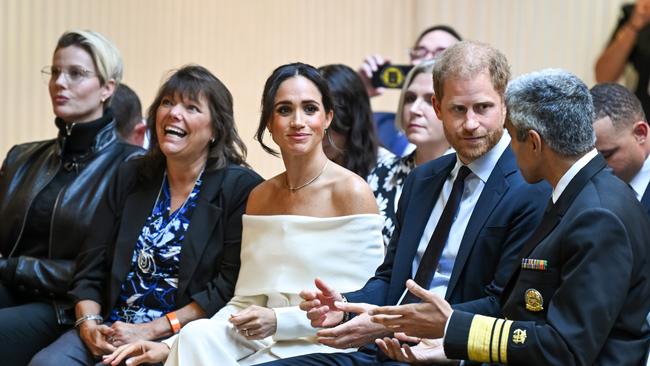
[0,283,69,366]
[257,344,409,366]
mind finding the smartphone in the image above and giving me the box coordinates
[371,64,413,89]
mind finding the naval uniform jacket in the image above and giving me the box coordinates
[445,155,650,365]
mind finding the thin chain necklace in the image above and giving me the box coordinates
[286,160,329,192]
[137,168,203,274]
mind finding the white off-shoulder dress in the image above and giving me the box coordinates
[163,214,385,366]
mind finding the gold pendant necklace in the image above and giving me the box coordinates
[286,160,329,192]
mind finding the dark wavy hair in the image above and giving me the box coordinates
[319,64,379,178]
[255,62,334,157]
[144,65,248,174]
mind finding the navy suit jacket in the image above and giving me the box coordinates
[346,147,549,316]
[446,155,650,365]
[641,183,650,215]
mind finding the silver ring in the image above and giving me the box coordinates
[245,329,249,337]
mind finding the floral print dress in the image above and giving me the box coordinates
[367,148,416,248]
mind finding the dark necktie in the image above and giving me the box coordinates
[401,165,472,304]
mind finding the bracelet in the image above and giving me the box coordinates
[74,314,103,328]
[165,311,181,334]
[340,295,351,324]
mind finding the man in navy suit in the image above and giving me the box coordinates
[591,83,650,366]
[370,69,650,365]
[260,41,548,365]
[591,83,650,214]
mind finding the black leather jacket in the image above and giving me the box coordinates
[0,119,142,324]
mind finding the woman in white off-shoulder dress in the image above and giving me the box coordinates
[103,63,385,366]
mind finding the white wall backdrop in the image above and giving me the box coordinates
[0,0,627,178]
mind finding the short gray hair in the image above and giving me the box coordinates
[506,69,595,157]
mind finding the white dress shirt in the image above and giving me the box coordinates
[407,132,511,300]
[629,153,650,201]
[552,149,598,204]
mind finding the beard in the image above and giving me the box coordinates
[449,125,504,163]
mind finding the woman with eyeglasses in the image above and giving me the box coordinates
[0,29,142,365]
[358,25,462,157]
[29,64,262,366]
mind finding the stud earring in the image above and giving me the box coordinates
[210,137,215,144]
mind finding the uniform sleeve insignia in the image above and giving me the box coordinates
[512,328,527,344]
[525,288,544,312]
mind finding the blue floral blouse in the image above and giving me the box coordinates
[109,172,203,324]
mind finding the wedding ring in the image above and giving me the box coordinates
[245,329,249,337]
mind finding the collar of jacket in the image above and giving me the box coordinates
[54,108,117,157]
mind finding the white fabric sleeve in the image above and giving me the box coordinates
[273,305,318,340]
[161,334,177,348]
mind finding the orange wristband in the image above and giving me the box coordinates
[165,311,181,334]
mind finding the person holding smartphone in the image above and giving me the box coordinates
[595,0,650,117]
[358,25,462,157]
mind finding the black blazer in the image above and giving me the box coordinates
[69,158,263,318]
[346,147,549,317]
[446,155,650,365]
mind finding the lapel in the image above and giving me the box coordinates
[389,156,455,302]
[445,147,514,298]
[176,168,224,298]
[641,183,650,216]
[109,170,162,308]
[501,155,607,302]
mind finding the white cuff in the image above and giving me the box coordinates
[161,334,177,348]
[442,310,453,359]
[273,306,317,340]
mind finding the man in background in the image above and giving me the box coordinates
[112,83,147,148]
[591,82,650,213]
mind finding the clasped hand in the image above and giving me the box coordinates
[229,305,277,340]
[299,278,391,349]
[79,320,156,357]
[368,279,452,339]
[631,0,650,30]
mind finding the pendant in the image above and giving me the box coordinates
[137,249,156,274]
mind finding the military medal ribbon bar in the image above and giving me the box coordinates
[521,258,548,271]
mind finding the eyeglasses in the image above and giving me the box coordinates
[41,65,96,85]
[408,46,447,61]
